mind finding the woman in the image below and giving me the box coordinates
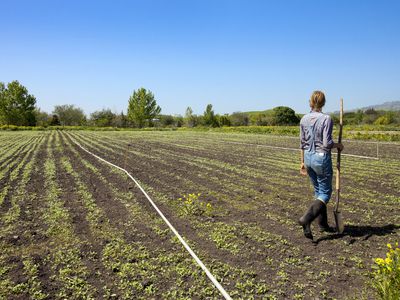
[299,91,344,240]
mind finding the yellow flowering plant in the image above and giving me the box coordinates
[177,193,213,216]
[371,242,400,300]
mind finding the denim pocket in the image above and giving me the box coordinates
[312,153,325,175]
[323,154,333,176]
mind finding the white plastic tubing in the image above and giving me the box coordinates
[225,141,379,160]
[70,137,232,300]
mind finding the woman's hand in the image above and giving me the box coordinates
[334,143,344,151]
[300,163,307,176]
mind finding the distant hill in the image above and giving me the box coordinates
[243,107,301,116]
[330,101,400,114]
[243,109,274,116]
[241,101,400,116]
[358,101,400,111]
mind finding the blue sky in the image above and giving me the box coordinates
[1,0,399,116]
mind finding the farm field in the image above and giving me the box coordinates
[0,130,399,299]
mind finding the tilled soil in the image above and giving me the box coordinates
[1,130,399,299]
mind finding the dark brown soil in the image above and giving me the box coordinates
[2,131,399,299]
[67,133,400,298]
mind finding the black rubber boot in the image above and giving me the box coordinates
[317,203,333,232]
[298,200,325,240]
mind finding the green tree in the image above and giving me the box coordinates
[184,106,198,127]
[34,108,51,127]
[0,80,37,126]
[250,112,269,126]
[272,106,299,125]
[53,104,87,126]
[159,114,175,127]
[229,112,249,126]
[174,115,184,127]
[49,114,61,126]
[218,114,231,126]
[127,88,161,128]
[363,108,379,124]
[90,109,116,127]
[354,109,364,124]
[203,104,219,127]
[113,112,128,128]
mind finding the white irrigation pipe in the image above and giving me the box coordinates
[151,135,383,160]
[225,141,379,160]
[70,137,232,300]
[214,133,400,146]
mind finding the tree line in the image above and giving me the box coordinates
[1,80,399,128]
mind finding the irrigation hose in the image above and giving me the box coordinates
[225,141,379,160]
[69,136,233,300]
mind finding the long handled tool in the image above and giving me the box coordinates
[334,98,344,234]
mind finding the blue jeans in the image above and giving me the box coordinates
[304,151,333,203]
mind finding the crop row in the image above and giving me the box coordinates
[64,130,400,299]
[1,130,399,299]
[0,132,47,299]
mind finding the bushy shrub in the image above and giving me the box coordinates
[374,114,395,125]
[371,242,400,300]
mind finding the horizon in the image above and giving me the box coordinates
[1,0,399,116]
[35,99,400,117]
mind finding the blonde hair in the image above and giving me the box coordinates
[309,90,326,110]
